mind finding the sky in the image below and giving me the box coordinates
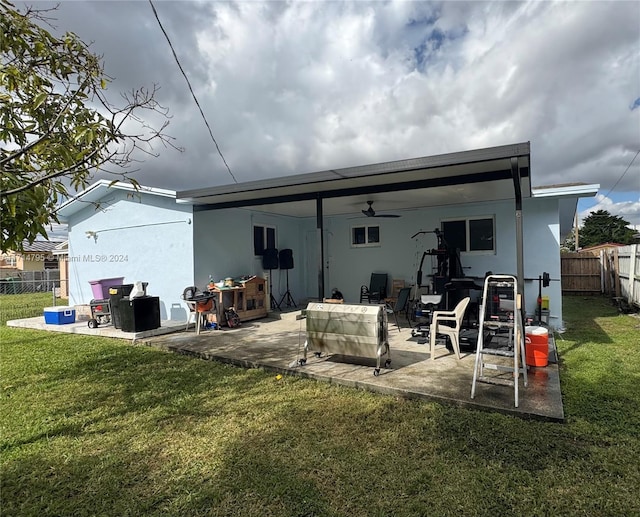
[18,0,640,238]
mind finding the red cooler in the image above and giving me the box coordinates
[525,326,549,367]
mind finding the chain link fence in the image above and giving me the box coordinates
[0,274,69,325]
[0,270,61,294]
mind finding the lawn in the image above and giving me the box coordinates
[0,292,68,325]
[1,295,639,516]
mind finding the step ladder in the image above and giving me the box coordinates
[471,275,528,407]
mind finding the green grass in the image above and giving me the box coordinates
[0,292,68,325]
[1,295,639,516]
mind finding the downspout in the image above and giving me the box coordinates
[511,157,525,313]
[316,195,325,300]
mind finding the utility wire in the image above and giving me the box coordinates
[601,149,639,200]
[148,0,238,184]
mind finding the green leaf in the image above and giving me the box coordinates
[33,91,48,109]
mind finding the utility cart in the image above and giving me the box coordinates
[299,302,391,376]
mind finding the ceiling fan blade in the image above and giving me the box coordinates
[359,200,399,218]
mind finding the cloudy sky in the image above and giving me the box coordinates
[22,0,640,231]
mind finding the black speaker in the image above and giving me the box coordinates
[262,248,279,270]
[279,248,294,270]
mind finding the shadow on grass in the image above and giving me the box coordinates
[558,295,621,353]
[1,330,335,515]
[2,303,640,517]
[556,295,640,434]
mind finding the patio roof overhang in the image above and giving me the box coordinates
[177,142,532,217]
[177,142,532,300]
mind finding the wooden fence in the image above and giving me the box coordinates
[561,253,601,293]
[561,244,640,308]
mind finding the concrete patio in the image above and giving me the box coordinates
[8,308,564,422]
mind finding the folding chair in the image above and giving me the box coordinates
[360,273,388,303]
[386,287,412,331]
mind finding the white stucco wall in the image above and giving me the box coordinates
[313,197,565,327]
[192,196,566,327]
[193,208,305,307]
[66,190,194,321]
[323,199,514,302]
[522,196,564,327]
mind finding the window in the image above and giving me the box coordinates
[351,225,380,247]
[253,225,276,255]
[44,257,59,270]
[2,254,17,267]
[442,217,495,253]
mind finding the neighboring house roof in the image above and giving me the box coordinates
[52,241,69,256]
[20,241,64,253]
[55,180,177,220]
[580,243,626,252]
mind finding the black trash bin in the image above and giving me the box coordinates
[109,284,134,329]
[120,296,160,332]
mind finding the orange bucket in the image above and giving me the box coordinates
[525,326,548,367]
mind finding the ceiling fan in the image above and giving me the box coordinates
[361,200,401,218]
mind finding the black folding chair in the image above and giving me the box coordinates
[360,273,388,303]
[386,287,412,331]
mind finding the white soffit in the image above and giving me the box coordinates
[532,183,600,198]
[177,143,532,217]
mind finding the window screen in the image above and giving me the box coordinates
[442,217,495,253]
[469,218,494,251]
[253,225,277,255]
[442,220,467,252]
[351,225,380,247]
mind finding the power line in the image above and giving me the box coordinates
[148,0,238,184]
[602,149,639,200]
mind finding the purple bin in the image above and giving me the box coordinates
[89,277,125,300]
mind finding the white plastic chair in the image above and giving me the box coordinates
[429,297,470,360]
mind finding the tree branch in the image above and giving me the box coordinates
[0,77,92,167]
[1,147,110,196]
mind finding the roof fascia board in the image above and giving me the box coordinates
[192,167,529,213]
[178,142,531,202]
[532,184,600,198]
[56,180,177,220]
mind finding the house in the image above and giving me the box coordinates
[0,240,62,278]
[56,181,194,322]
[59,143,599,328]
[51,241,69,298]
[578,243,626,255]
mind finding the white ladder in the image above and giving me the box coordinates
[471,275,528,407]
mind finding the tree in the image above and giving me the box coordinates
[0,1,180,252]
[579,210,636,248]
[560,232,576,253]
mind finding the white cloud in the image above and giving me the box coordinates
[14,0,640,202]
[580,194,640,227]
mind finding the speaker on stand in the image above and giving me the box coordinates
[262,248,281,311]
[278,249,297,308]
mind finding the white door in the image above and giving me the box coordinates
[305,229,331,300]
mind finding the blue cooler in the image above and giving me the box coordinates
[44,306,76,325]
